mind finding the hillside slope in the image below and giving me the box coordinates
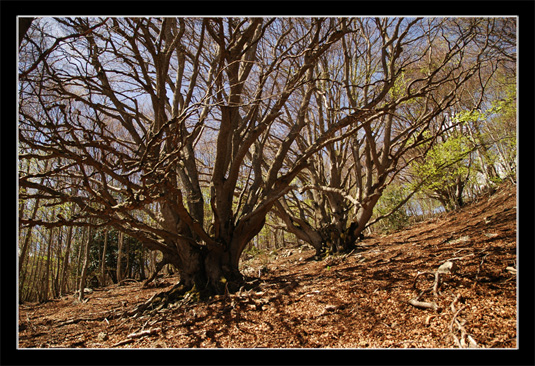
[18,183,517,348]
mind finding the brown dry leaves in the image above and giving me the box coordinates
[18,184,517,349]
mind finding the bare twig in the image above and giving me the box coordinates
[472,252,491,288]
[111,339,134,347]
[127,327,161,339]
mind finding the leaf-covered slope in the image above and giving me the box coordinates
[19,183,516,349]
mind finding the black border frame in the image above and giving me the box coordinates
[3,2,534,365]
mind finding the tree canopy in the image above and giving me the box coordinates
[19,17,516,302]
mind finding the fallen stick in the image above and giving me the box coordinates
[111,327,162,347]
[449,294,478,348]
[111,339,134,347]
[408,299,439,312]
[127,327,161,339]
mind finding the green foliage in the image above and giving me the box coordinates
[412,132,474,194]
[243,243,264,259]
[373,183,411,233]
[485,84,517,177]
[451,109,485,125]
[88,229,147,282]
[488,83,516,118]
[388,71,408,100]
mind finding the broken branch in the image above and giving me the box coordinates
[127,327,162,339]
[408,299,439,311]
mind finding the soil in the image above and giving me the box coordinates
[18,183,517,349]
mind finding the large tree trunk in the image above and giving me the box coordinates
[133,212,269,316]
[133,241,240,316]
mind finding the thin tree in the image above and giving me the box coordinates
[78,225,93,301]
[116,231,124,284]
[59,224,74,297]
[100,229,108,287]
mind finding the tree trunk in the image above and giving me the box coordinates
[42,224,55,303]
[18,199,41,296]
[52,226,64,298]
[455,176,465,209]
[36,232,48,303]
[138,249,146,281]
[136,219,267,316]
[59,225,73,297]
[116,231,124,283]
[100,230,108,287]
[125,239,131,279]
[22,240,40,302]
[26,253,40,302]
[74,227,85,288]
[273,200,324,255]
[78,226,92,301]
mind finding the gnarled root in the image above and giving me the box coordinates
[126,282,202,318]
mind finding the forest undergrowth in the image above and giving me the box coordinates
[18,183,517,349]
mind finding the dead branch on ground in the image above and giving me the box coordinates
[409,259,479,348]
[449,294,478,348]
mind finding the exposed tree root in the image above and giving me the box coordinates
[409,259,479,348]
[449,294,478,348]
[125,282,201,318]
[409,259,460,312]
[125,276,262,318]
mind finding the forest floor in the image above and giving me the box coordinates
[18,183,517,349]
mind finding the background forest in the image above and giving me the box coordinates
[18,17,516,303]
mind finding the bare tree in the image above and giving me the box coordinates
[18,16,513,313]
[19,17,361,301]
[274,17,503,255]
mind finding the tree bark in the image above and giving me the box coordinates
[18,202,39,300]
[59,225,73,297]
[41,210,56,303]
[116,231,124,284]
[52,226,64,298]
[78,226,92,301]
[100,230,108,287]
